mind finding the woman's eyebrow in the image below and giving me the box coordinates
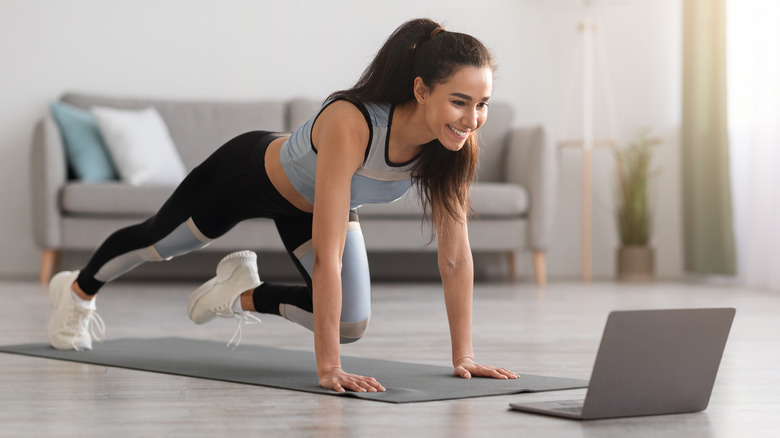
[450,92,491,101]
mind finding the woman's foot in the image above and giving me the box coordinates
[47,271,105,350]
[187,251,261,324]
[187,251,263,348]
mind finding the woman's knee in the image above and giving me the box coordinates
[340,316,370,344]
[279,303,369,343]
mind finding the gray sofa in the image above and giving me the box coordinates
[31,92,556,285]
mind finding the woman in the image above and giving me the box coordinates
[47,18,519,393]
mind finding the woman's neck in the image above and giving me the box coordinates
[389,102,435,162]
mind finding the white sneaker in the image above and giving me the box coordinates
[47,271,105,351]
[187,250,261,324]
[187,251,263,348]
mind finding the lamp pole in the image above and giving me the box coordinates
[581,15,595,282]
[556,0,621,281]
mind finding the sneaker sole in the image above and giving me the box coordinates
[187,251,260,323]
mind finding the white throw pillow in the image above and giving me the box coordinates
[92,106,187,186]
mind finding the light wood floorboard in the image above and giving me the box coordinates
[1,279,778,437]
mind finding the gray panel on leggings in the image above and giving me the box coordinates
[294,227,371,324]
[153,220,210,259]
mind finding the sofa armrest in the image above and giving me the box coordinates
[503,126,558,251]
[30,115,67,249]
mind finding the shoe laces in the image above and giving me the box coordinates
[68,305,106,351]
[216,310,261,350]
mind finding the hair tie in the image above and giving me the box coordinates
[430,26,446,38]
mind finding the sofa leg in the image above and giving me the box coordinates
[533,250,547,287]
[507,252,517,280]
[40,249,60,284]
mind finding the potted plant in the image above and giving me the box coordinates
[614,131,659,282]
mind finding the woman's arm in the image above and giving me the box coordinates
[310,101,385,393]
[436,210,520,380]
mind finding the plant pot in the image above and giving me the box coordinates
[617,245,655,282]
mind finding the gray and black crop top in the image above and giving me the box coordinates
[279,100,420,209]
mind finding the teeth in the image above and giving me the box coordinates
[448,125,467,136]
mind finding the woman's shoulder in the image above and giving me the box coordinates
[312,100,377,150]
[318,99,390,130]
[317,100,371,128]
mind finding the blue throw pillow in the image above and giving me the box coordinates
[50,101,118,181]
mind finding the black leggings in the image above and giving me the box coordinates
[75,131,372,341]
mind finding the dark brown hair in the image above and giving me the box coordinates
[329,18,495,235]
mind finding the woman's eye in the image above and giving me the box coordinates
[452,100,466,107]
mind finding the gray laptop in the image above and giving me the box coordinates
[509,308,735,420]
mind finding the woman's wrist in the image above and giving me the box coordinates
[317,365,343,378]
[453,355,475,368]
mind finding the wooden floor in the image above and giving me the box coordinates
[1,278,778,437]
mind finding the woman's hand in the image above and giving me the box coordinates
[319,367,386,393]
[453,358,520,380]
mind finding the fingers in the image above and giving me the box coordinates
[341,375,385,393]
[454,365,472,379]
[320,369,386,393]
[454,363,520,380]
[485,366,520,380]
[502,369,520,379]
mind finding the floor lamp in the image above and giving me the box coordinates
[556,0,621,281]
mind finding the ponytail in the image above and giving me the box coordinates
[329,18,439,104]
[330,18,495,237]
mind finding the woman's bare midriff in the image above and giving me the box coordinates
[265,136,315,213]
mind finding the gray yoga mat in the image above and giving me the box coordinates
[0,337,588,403]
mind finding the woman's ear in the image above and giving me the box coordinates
[413,77,430,104]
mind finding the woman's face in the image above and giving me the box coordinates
[416,65,493,152]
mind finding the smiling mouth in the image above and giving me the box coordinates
[447,125,468,137]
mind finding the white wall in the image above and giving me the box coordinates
[0,0,681,280]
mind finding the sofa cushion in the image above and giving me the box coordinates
[49,102,119,182]
[471,183,529,218]
[60,182,175,216]
[357,182,528,219]
[92,106,187,186]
